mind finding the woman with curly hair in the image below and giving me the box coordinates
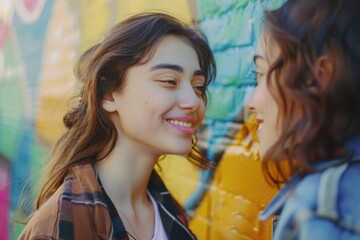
[247,0,360,238]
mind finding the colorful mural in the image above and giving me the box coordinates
[0,0,284,239]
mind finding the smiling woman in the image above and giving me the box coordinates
[248,32,281,158]
[247,0,360,239]
[19,12,216,240]
[103,35,207,156]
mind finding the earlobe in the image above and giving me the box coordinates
[102,91,117,113]
[315,55,334,91]
[307,56,334,94]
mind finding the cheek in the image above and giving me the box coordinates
[267,100,280,134]
[198,102,206,121]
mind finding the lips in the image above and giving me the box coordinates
[255,118,263,124]
[166,116,196,135]
[256,118,263,135]
[167,119,193,128]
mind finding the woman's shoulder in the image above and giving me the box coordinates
[338,162,360,216]
[295,162,360,211]
[341,161,360,188]
[18,185,65,239]
[294,162,360,235]
[19,165,110,239]
[273,162,360,239]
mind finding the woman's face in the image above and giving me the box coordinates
[103,35,206,157]
[246,33,281,157]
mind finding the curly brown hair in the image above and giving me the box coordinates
[262,0,360,185]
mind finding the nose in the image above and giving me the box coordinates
[245,94,257,120]
[178,84,202,111]
[245,92,256,112]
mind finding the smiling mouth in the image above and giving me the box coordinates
[167,119,193,128]
[256,119,263,135]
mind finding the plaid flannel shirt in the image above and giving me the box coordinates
[19,164,197,240]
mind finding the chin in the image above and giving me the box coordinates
[174,149,192,156]
[170,145,193,156]
[258,147,268,159]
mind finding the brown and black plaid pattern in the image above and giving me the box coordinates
[19,164,196,240]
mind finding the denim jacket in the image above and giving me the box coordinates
[260,138,360,240]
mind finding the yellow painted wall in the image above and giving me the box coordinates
[1,1,281,239]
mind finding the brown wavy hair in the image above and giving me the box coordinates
[261,0,360,185]
[36,12,216,209]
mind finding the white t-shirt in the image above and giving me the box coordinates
[148,191,168,240]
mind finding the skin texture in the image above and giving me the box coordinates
[104,35,205,158]
[246,33,281,158]
[98,35,206,239]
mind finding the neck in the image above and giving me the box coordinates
[94,140,158,211]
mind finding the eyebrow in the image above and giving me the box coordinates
[151,64,183,72]
[253,54,265,64]
[150,64,204,77]
[194,70,204,77]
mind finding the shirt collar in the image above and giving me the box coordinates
[259,176,300,221]
[260,136,360,221]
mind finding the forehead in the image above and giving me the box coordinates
[146,35,199,66]
[255,32,267,57]
[255,31,281,63]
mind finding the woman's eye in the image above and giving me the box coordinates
[193,84,205,96]
[251,69,264,84]
[158,79,177,86]
[251,69,263,78]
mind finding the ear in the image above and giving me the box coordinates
[102,90,118,113]
[313,55,335,92]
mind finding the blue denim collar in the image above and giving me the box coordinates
[314,136,360,170]
[260,136,360,221]
[259,176,300,220]
[345,135,360,157]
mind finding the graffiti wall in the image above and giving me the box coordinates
[0,0,283,239]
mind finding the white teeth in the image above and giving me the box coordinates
[168,120,193,128]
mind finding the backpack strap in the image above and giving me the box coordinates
[289,161,356,239]
[316,163,348,220]
[316,161,360,234]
